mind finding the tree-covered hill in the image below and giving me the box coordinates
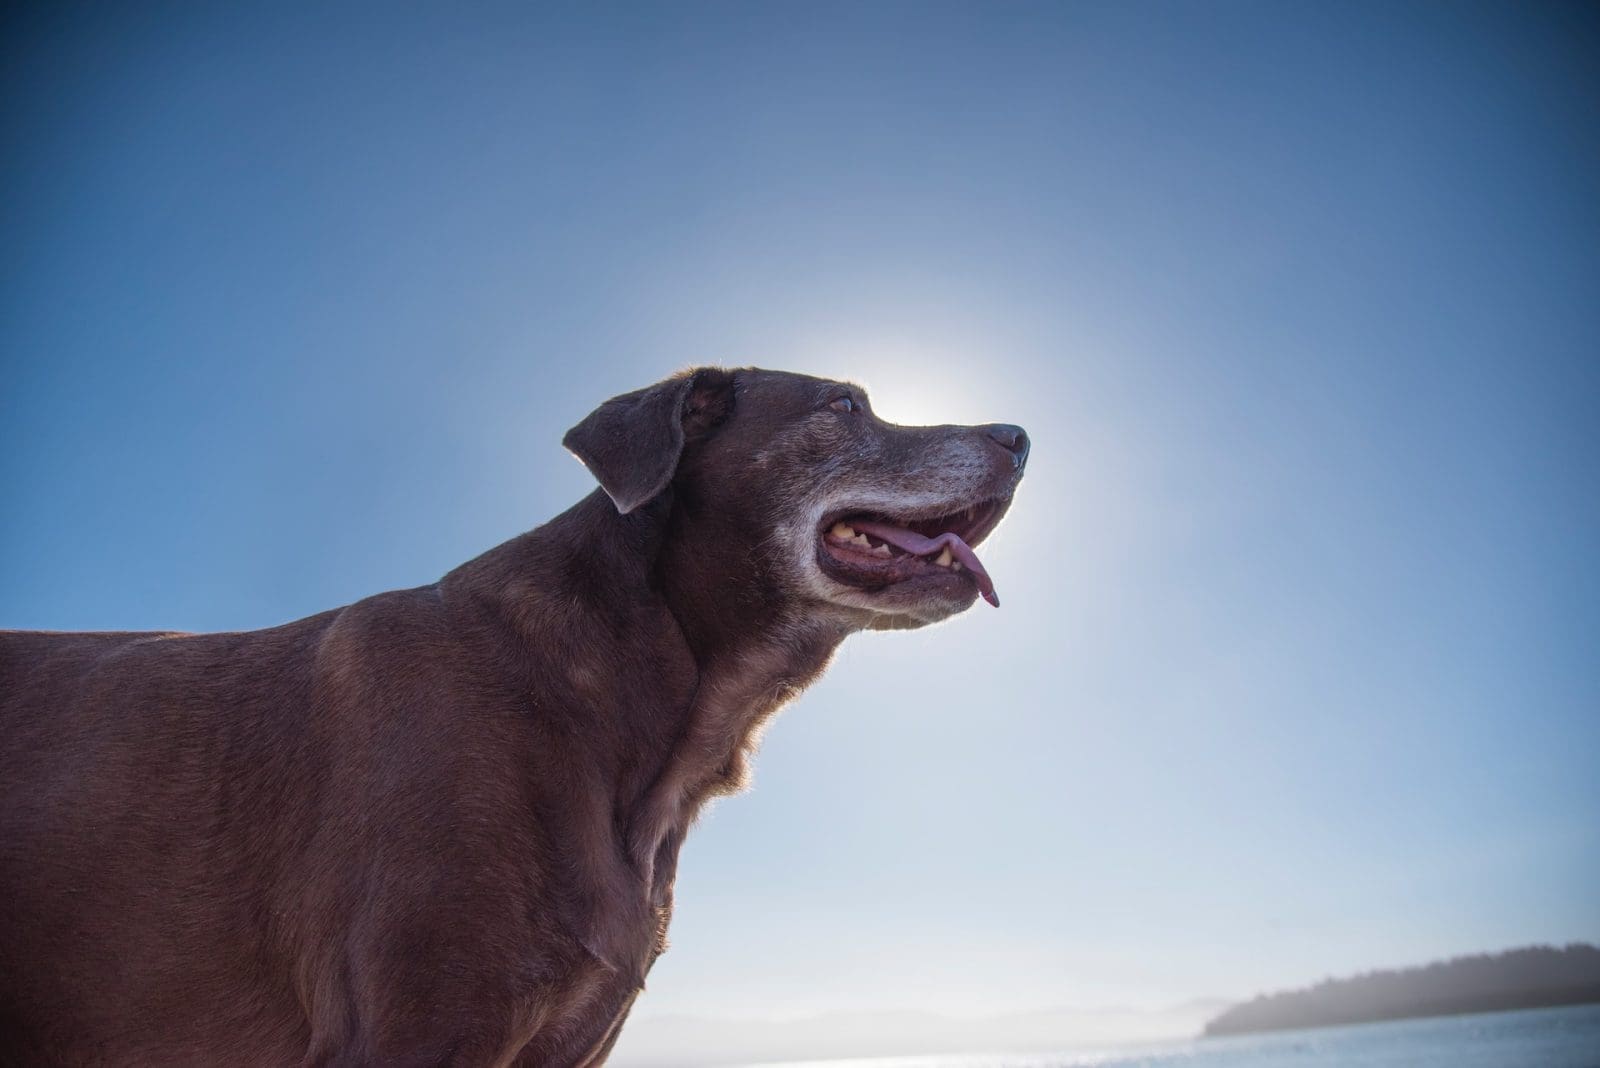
[1205,944,1600,1037]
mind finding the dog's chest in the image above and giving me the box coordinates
[627,627,841,894]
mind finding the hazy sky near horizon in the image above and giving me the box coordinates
[3,0,1597,1048]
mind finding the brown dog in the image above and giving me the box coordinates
[0,368,1028,1066]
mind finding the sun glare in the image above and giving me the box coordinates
[794,337,1014,428]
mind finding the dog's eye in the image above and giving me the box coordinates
[829,395,857,414]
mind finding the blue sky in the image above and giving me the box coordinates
[3,0,1597,1047]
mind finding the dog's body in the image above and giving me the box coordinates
[0,368,1027,1066]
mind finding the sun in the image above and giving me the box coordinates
[792,336,1010,428]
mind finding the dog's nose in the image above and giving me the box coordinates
[984,424,1030,469]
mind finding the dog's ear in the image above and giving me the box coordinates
[563,369,735,514]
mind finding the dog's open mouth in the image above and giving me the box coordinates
[815,496,1011,607]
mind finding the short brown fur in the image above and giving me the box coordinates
[0,367,1027,1066]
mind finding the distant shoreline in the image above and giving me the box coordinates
[1204,944,1600,1038]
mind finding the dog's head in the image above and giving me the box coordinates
[564,368,1028,631]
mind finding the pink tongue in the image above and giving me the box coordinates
[848,521,1000,607]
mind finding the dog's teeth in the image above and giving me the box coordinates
[934,547,953,568]
[852,533,872,548]
[830,522,856,539]
[952,562,963,571]
[871,544,892,558]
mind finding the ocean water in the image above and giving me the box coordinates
[767,1004,1600,1068]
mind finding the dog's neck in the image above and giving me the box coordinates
[454,490,853,941]
[626,489,851,892]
